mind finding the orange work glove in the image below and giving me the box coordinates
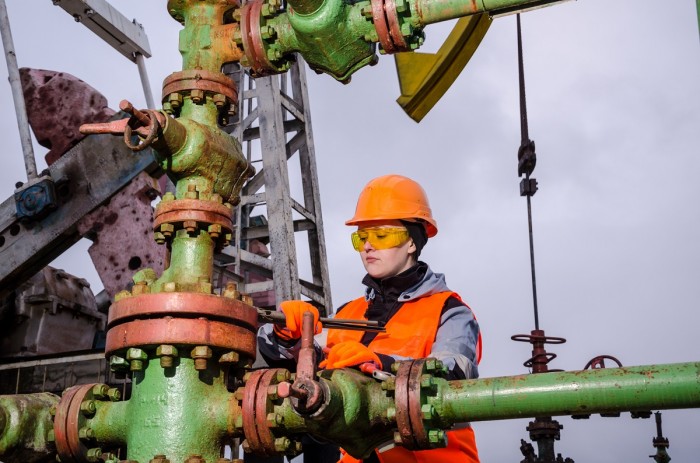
[319,341,382,369]
[273,300,322,341]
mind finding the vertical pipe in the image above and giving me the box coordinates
[0,0,37,180]
[135,52,156,109]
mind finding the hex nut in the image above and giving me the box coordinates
[91,384,109,399]
[191,346,213,371]
[80,400,96,416]
[107,388,121,402]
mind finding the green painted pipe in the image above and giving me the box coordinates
[0,393,58,462]
[95,358,232,462]
[434,362,700,424]
[416,0,567,26]
[263,0,569,81]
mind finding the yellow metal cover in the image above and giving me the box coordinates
[395,14,492,122]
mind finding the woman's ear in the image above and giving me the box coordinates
[407,238,417,259]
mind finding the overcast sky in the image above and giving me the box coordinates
[1,1,699,461]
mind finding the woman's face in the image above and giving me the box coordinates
[356,220,416,280]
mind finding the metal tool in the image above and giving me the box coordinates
[257,309,386,333]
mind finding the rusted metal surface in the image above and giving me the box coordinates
[154,198,233,237]
[105,316,257,358]
[241,368,292,456]
[385,0,408,50]
[19,68,115,165]
[0,118,158,300]
[511,329,566,373]
[240,0,276,76]
[583,355,623,370]
[289,312,324,414]
[108,292,258,330]
[77,171,164,298]
[0,392,58,463]
[54,383,121,463]
[371,0,396,53]
[242,369,265,453]
[394,360,417,448]
[53,384,87,463]
[162,70,237,103]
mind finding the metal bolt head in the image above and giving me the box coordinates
[184,455,205,463]
[274,437,290,452]
[390,362,400,374]
[183,220,198,234]
[153,232,166,245]
[385,407,396,421]
[91,384,109,399]
[424,358,443,372]
[207,224,222,238]
[212,93,227,108]
[266,412,282,428]
[149,455,170,463]
[162,282,177,292]
[80,400,96,416]
[168,92,183,109]
[190,89,205,104]
[233,387,245,401]
[78,427,95,440]
[131,281,150,295]
[275,369,291,382]
[421,404,436,421]
[241,440,251,453]
[106,388,121,402]
[191,346,212,370]
[46,429,55,442]
[241,294,254,305]
[126,348,147,361]
[162,192,175,202]
[360,4,373,17]
[160,223,175,237]
[420,374,435,389]
[428,429,447,448]
[109,356,128,372]
[393,431,403,446]
[156,344,178,357]
[219,351,239,364]
[86,447,102,462]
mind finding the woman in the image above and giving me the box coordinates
[258,174,482,463]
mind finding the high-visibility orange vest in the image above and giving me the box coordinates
[327,291,481,463]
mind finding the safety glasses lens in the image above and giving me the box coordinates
[351,228,409,252]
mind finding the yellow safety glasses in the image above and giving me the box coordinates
[351,227,410,252]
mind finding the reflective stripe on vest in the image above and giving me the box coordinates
[328,291,481,463]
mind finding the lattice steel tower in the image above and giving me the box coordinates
[217,58,333,317]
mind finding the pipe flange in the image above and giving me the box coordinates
[393,358,447,450]
[153,198,234,248]
[54,383,121,463]
[108,292,258,331]
[105,311,257,359]
[161,69,238,117]
[241,369,302,456]
[369,0,423,53]
[240,0,291,76]
[370,0,396,54]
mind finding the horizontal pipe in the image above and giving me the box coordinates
[438,362,700,423]
[415,0,569,26]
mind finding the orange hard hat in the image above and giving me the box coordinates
[346,174,438,237]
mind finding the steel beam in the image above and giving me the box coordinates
[0,121,157,298]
